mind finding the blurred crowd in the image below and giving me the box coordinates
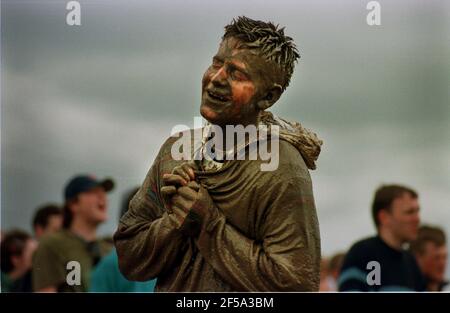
[1,174,156,292]
[0,175,448,292]
[320,185,448,292]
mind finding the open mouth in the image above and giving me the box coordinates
[206,90,230,103]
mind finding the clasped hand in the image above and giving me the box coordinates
[161,162,211,235]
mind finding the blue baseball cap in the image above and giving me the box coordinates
[64,175,115,201]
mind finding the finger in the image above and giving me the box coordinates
[172,205,188,220]
[186,160,199,171]
[162,174,187,187]
[187,181,200,191]
[177,186,197,201]
[168,213,182,228]
[181,163,196,180]
[160,186,177,197]
[173,167,191,182]
[161,186,177,213]
[172,195,192,214]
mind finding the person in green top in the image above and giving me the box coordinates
[89,187,156,292]
[32,175,115,292]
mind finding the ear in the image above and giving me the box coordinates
[68,200,79,215]
[378,209,390,227]
[256,84,283,111]
[34,226,44,238]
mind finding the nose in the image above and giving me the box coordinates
[210,66,228,88]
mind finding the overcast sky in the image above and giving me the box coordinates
[1,0,449,276]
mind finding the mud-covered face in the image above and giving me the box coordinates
[200,37,283,127]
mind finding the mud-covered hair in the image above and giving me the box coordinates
[223,16,300,90]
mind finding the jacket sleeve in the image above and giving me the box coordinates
[193,174,321,291]
[113,141,185,281]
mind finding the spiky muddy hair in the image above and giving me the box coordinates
[223,16,300,90]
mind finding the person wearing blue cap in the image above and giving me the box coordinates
[32,174,115,292]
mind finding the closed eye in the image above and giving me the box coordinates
[230,69,248,81]
[212,57,223,69]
